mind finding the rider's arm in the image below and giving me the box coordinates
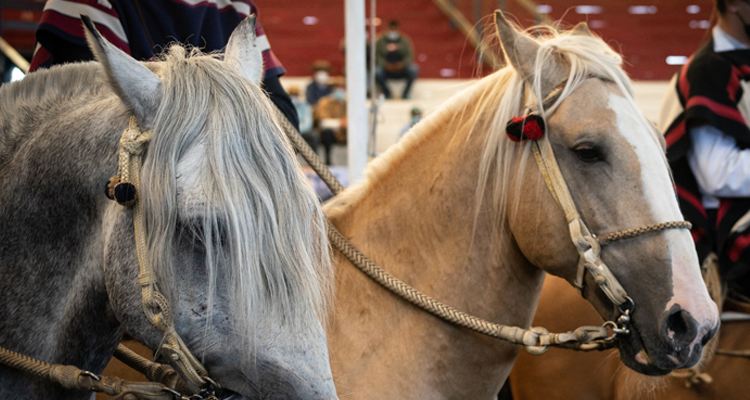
[688,124,750,197]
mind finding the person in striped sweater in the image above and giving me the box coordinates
[29,0,299,130]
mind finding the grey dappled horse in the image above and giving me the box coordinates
[0,17,336,399]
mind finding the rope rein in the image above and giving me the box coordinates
[274,107,691,354]
[0,344,181,400]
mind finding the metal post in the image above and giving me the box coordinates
[345,0,368,184]
[474,0,482,65]
[498,0,506,12]
[368,0,380,157]
[450,0,456,29]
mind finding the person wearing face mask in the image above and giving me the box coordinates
[659,0,750,301]
[314,78,347,165]
[306,60,335,106]
[375,20,418,99]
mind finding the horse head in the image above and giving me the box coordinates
[492,11,719,375]
[85,17,336,398]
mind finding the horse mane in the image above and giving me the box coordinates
[0,63,107,164]
[0,62,104,109]
[140,45,331,341]
[345,22,660,228]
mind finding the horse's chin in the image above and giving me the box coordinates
[618,325,677,376]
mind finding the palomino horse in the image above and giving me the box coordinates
[0,17,336,399]
[323,12,718,399]
[508,264,750,400]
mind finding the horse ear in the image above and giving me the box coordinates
[224,15,264,85]
[82,15,161,127]
[494,10,569,100]
[571,22,593,36]
[494,10,539,81]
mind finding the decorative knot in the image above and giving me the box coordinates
[119,133,151,156]
[506,114,545,142]
[105,116,153,206]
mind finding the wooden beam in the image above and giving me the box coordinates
[0,37,30,73]
[431,0,501,70]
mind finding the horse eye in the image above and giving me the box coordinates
[573,146,603,163]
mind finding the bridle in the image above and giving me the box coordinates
[277,95,691,354]
[109,117,224,398]
[0,117,226,400]
[528,114,691,339]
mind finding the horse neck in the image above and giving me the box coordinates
[326,80,545,399]
[0,71,127,398]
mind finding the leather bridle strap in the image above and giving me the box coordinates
[530,128,691,310]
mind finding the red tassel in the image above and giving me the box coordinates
[506,114,545,141]
[522,119,544,140]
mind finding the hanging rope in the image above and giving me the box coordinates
[0,345,176,400]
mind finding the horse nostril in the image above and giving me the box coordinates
[664,308,699,349]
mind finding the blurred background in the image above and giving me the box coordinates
[0,0,717,191]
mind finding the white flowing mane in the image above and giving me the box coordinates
[141,45,331,339]
[348,23,662,223]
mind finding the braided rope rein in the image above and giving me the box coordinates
[274,112,644,352]
[0,345,177,399]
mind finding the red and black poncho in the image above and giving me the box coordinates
[662,38,750,296]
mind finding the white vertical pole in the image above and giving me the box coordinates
[345,0,368,184]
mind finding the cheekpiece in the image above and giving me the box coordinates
[506,114,545,142]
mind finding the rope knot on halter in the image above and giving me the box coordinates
[105,117,153,206]
[119,127,152,156]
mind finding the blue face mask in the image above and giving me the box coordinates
[333,89,346,101]
[387,31,400,40]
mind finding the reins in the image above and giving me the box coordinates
[0,101,694,397]
[276,100,690,354]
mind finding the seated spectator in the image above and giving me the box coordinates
[314,78,347,165]
[375,20,419,99]
[288,86,318,152]
[399,107,423,138]
[306,60,334,106]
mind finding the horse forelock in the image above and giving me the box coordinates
[140,44,331,341]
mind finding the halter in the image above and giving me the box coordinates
[524,109,691,336]
[0,117,225,399]
[274,100,692,355]
[111,117,222,398]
